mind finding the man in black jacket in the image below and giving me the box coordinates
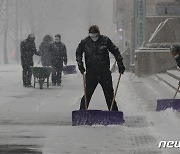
[76,25,125,111]
[49,34,67,86]
[20,34,39,87]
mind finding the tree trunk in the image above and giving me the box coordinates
[4,0,9,64]
[15,0,19,63]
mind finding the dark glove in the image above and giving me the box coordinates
[64,58,67,66]
[178,63,180,68]
[118,65,125,74]
[78,63,85,74]
[177,60,180,68]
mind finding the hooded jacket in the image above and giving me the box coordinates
[38,35,53,66]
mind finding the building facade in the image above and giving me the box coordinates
[113,0,180,74]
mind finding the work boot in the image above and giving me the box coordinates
[57,83,61,86]
[52,83,56,86]
[27,84,33,88]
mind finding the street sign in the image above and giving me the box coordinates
[134,0,146,49]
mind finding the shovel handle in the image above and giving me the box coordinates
[110,73,121,111]
[83,73,88,110]
[173,84,180,99]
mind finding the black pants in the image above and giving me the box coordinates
[52,67,62,85]
[80,71,119,111]
[22,65,32,86]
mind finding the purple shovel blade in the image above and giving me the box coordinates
[72,110,124,126]
[63,65,77,75]
[156,99,180,111]
[172,99,180,110]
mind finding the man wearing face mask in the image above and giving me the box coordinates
[20,34,39,87]
[76,25,125,111]
[49,34,67,86]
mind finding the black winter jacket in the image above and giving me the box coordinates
[20,39,38,66]
[49,42,67,68]
[39,42,52,66]
[76,35,123,74]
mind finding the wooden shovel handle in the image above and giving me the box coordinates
[110,73,121,111]
[83,73,88,110]
[173,84,180,99]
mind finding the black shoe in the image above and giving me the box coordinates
[57,83,61,86]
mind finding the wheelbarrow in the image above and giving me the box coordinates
[63,65,77,75]
[156,83,180,111]
[72,73,124,126]
[31,66,52,89]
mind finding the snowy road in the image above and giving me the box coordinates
[0,64,180,154]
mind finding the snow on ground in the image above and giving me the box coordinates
[0,64,179,154]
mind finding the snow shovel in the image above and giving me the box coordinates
[63,65,77,75]
[72,73,124,126]
[156,84,180,111]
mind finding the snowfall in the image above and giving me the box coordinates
[0,63,180,154]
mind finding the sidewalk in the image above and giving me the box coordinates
[0,64,179,154]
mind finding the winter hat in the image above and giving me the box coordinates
[27,34,35,42]
[55,34,61,39]
[43,35,53,42]
[89,25,100,34]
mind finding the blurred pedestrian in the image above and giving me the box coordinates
[20,34,39,87]
[49,34,67,86]
[76,25,125,111]
[170,44,180,68]
[170,44,180,86]
[38,35,53,66]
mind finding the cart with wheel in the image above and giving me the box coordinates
[31,66,52,89]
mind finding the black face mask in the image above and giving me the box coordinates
[89,33,99,41]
